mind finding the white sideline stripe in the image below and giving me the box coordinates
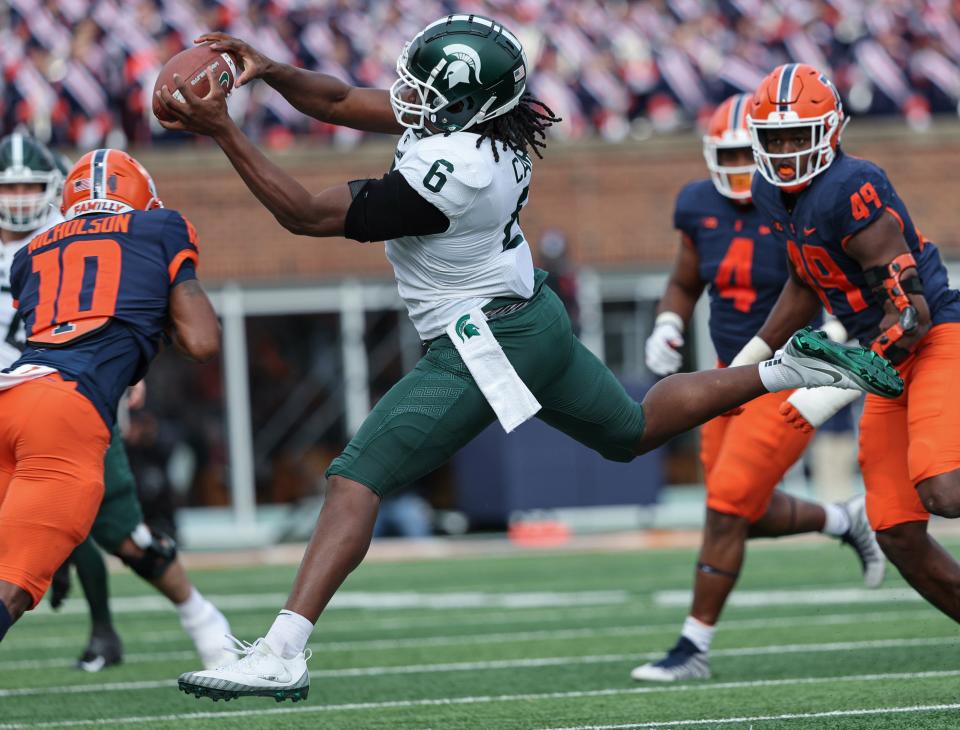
[0,608,936,670]
[654,587,921,608]
[28,590,629,616]
[0,670,957,728]
[539,703,960,730]
[0,636,953,697]
[20,602,644,649]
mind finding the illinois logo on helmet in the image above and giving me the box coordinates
[747,63,848,191]
[703,92,755,202]
[62,149,163,219]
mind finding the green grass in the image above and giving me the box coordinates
[1,539,958,729]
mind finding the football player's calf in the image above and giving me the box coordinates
[118,524,232,669]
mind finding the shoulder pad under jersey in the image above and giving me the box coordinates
[396,133,494,217]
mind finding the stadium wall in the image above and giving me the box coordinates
[137,121,960,284]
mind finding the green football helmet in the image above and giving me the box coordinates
[390,14,528,133]
[0,132,62,232]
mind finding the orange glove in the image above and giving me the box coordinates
[779,400,814,433]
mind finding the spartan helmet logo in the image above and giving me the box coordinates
[443,43,482,89]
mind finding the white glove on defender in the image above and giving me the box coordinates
[645,312,685,376]
[782,386,862,432]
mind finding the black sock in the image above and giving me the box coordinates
[71,539,114,630]
[0,599,12,642]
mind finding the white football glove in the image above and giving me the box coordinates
[780,386,862,433]
[645,312,685,376]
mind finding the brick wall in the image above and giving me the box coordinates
[139,122,960,285]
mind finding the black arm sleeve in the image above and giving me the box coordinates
[343,170,450,242]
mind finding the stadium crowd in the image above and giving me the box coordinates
[3,0,960,149]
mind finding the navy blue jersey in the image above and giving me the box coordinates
[674,179,790,365]
[752,149,960,343]
[8,209,199,426]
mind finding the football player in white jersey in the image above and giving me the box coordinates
[0,134,64,363]
[159,15,903,702]
[0,133,232,671]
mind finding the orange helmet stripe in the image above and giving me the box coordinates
[777,63,798,112]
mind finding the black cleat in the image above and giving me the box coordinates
[76,628,124,672]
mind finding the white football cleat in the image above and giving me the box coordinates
[178,636,311,702]
[180,600,233,669]
[839,494,886,589]
[777,328,903,398]
[631,637,711,682]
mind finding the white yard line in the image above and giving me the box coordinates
[0,608,938,671]
[654,587,921,608]
[539,703,960,730]
[0,670,957,728]
[26,590,630,617]
[0,636,954,697]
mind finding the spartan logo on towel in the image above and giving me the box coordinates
[443,44,482,90]
[455,314,481,341]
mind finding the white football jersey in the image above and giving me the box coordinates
[0,212,63,369]
[386,128,535,340]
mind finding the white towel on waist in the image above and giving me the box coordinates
[446,308,541,433]
[0,364,56,391]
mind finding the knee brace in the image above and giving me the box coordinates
[119,524,177,580]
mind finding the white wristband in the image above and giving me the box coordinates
[729,336,773,367]
[654,311,685,332]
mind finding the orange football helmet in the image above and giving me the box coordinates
[747,63,847,191]
[62,149,163,219]
[703,92,755,202]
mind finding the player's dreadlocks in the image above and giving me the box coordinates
[474,94,562,162]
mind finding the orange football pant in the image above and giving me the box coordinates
[0,375,109,608]
[701,388,814,523]
[859,323,960,531]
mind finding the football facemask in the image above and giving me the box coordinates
[703,93,756,201]
[747,63,848,191]
[0,133,63,232]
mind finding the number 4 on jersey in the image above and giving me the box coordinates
[715,237,756,313]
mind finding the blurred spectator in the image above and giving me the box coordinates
[373,492,434,539]
[3,0,959,150]
[537,228,580,331]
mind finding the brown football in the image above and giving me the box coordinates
[152,45,239,122]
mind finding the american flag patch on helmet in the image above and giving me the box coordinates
[73,178,92,192]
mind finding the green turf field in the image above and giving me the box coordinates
[1,538,958,729]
